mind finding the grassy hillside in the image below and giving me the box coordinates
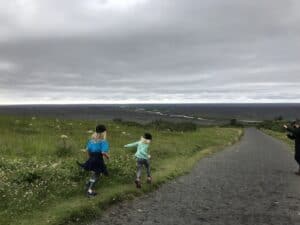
[261,129,294,149]
[258,119,295,150]
[0,115,242,225]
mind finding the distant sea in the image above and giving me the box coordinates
[0,104,299,125]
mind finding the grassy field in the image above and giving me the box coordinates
[261,129,294,149]
[0,115,242,225]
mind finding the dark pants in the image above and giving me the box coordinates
[136,158,151,179]
[295,152,300,165]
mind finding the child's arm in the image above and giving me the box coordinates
[124,141,140,148]
[85,140,91,158]
[101,141,110,159]
[286,126,300,136]
[102,152,110,159]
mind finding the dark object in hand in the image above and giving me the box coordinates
[287,133,296,140]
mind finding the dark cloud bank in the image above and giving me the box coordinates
[0,0,299,104]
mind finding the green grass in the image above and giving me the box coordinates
[261,128,294,149]
[0,115,243,225]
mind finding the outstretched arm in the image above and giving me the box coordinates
[124,141,139,148]
[284,125,300,136]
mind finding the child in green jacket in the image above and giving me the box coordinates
[124,133,152,188]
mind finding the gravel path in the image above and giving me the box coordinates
[90,128,300,225]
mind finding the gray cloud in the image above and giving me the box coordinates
[0,0,300,104]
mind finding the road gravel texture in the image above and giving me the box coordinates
[90,128,300,225]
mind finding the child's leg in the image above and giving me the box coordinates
[145,160,151,178]
[295,153,300,174]
[145,160,152,184]
[87,172,100,193]
[135,159,143,188]
[136,159,143,180]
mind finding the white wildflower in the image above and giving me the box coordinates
[51,163,59,168]
[60,135,68,139]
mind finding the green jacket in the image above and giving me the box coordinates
[124,141,150,160]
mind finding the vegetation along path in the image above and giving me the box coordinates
[90,128,300,225]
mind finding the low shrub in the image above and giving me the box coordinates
[147,120,197,132]
[16,171,41,184]
[257,120,286,132]
[112,118,143,127]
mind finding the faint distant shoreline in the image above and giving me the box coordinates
[0,103,299,125]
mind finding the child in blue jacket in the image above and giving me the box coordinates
[77,125,109,197]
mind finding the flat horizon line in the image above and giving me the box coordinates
[1,102,300,106]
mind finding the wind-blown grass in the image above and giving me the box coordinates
[0,115,242,225]
[261,128,294,149]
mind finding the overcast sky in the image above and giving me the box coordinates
[0,0,299,104]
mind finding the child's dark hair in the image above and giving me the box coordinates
[144,133,152,140]
[96,125,106,133]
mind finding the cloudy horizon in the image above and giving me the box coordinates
[0,0,300,104]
